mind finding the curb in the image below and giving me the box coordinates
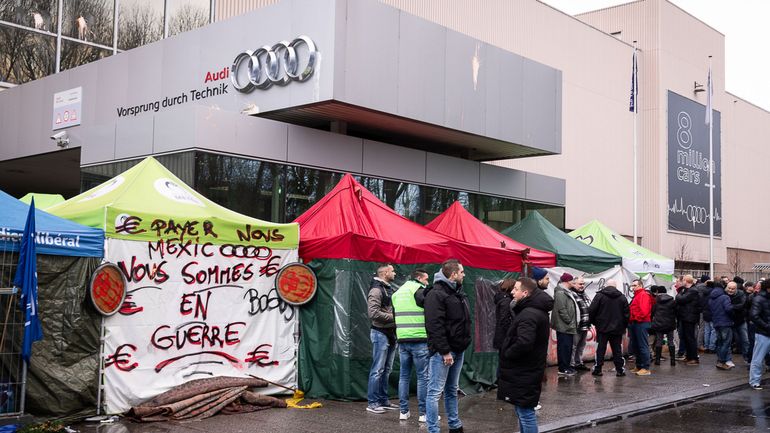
[538,377,751,433]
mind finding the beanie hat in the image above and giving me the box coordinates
[532,267,548,281]
[559,272,574,283]
[699,274,710,284]
[733,276,745,286]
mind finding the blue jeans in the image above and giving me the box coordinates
[398,342,429,416]
[426,351,464,433]
[515,405,539,433]
[628,322,651,369]
[715,326,733,363]
[555,332,574,372]
[750,333,770,386]
[704,321,717,351]
[367,329,397,408]
[733,322,751,362]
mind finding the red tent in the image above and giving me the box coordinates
[294,174,523,271]
[426,201,557,268]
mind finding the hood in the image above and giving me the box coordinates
[656,294,674,304]
[494,291,512,303]
[599,286,624,298]
[514,288,554,314]
[433,270,458,291]
[709,287,726,299]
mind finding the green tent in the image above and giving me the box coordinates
[501,211,622,273]
[19,193,65,209]
[47,157,298,248]
[569,220,674,278]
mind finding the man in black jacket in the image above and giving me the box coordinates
[588,279,630,376]
[727,281,750,365]
[498,277,554,433]
[650,285,677,366]
[424,259,470,433]
[676,275,702,365]
[749,279,770,390]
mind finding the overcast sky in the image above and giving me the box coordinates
[540,0,770,111]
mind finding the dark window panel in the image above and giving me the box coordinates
[62,0,114,46]
[0,0,57,32]
[0,26,54,84]
[60,39,111,71]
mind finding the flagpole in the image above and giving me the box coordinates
[633,41,638,245]
[708,56,714,278]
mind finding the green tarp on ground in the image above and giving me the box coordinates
[298,259,516,400]
[569,220,674,278]
[501,211,622,273]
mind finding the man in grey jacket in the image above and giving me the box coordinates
[551,272,578,376]
[366,264,399,414]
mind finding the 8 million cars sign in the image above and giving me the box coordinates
[667,91,721,236]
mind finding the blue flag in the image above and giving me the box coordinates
[629,49,638,112]
[13,198,43,363]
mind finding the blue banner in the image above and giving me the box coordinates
[13,199,43,362]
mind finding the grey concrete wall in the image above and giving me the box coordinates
[336,0,562,153]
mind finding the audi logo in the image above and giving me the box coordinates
[231,35,318,92]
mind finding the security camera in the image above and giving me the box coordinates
[50,131,69,147]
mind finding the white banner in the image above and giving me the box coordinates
[103,238,298,414]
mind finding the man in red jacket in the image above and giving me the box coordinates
[628,279,655,376]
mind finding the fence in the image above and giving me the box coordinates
[0,249,26,417]
[675,269,770,285]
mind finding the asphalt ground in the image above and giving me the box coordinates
[71,352,761,433]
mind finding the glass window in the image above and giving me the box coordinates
[0,26,55,84]
[284,166,342,223]
[167,0,210,37]
[60,40,111,71]
[62,0,114,46]
[80,152,194,193]
[357,177,421,221]
[419,186,465,226]
[118,0,162,50]
[475,195,521,232]
[0,0,57,32]
[524,204,566,231]
[194,153,282,222]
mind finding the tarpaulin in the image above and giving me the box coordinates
[298,259,517,400]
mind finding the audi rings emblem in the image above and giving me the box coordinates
[231,35,318,92]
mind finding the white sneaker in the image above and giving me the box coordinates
[726,360,736,368]
[418,415,440,423]
[534,403,542,411]
[399,411,411,420]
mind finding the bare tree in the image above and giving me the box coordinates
[117,2,162,50]
[675,238,691,263]
[168,3,209,37]
[728,250,743,277]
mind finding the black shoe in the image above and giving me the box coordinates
[592,369,603,376]
[616,371,626,377]
[449,427,465,433]
[574,364,591,371]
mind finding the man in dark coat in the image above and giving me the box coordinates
[650,286,677,366]
[424,259,470,433]
[708,282,734,370]
[588,279,630,376]
[498,277,554,433]
[676,275,702,364]
[749,279,770,389]
[726,282,750,364]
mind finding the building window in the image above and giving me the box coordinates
[0,27,55,84]
[117,0,163,50]
[167,0,210,36]
[62,0,114,46]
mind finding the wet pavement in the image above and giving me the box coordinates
[71,353,767,433]
[574,387,770,432]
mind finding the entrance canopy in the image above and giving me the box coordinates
[502,211,621,273]
[0,189,103,257]
[294,174,522,271]
[569,220,674,276]
[426,202,556,268]
[47,157,298,248]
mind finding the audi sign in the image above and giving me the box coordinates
[231,35,318,93]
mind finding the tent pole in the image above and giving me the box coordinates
[96,315,105,415]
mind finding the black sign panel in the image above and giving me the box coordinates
[667,91,721,236]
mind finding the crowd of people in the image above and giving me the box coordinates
[363,260,770,433]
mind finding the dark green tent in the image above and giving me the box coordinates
[501,211,621,273]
